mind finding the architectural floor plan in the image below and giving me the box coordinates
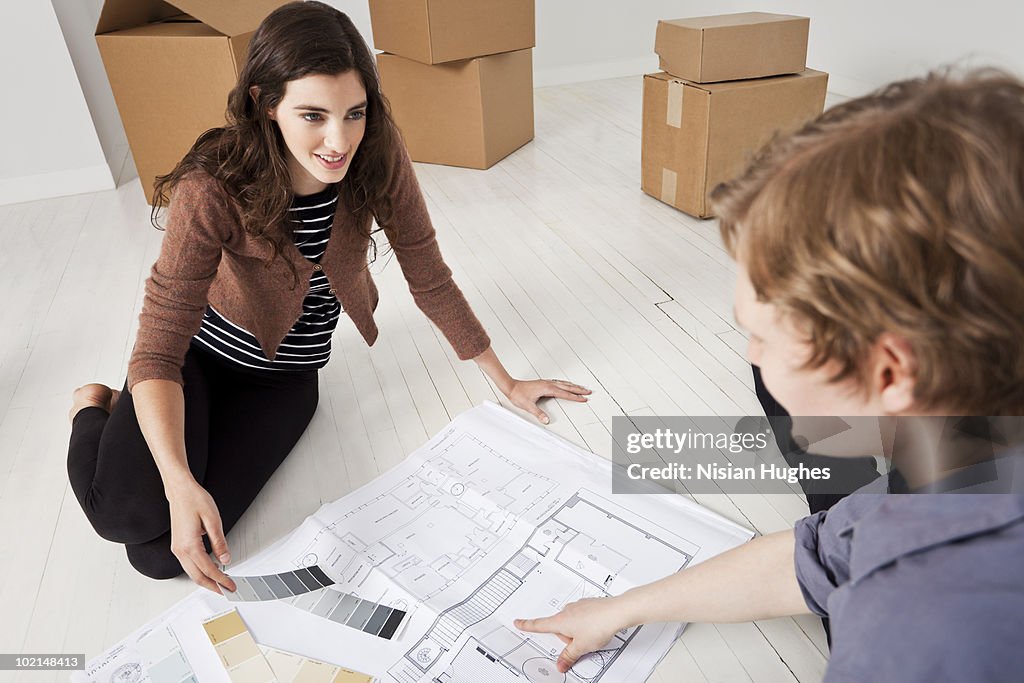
[77,404,752,683]
[389,488,698,683]
[292,432,562,603]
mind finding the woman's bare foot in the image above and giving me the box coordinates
[69,384,120,423]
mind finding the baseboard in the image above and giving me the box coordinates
[823,72,880,99]
[0,163,115,206]
[535,56,659,87]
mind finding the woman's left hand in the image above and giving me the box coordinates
[506,379,591,424]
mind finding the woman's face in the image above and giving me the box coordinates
[268,70,368,196]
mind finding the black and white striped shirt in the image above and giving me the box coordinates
[192,185,342,371]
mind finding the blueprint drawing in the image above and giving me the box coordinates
[76,403,752,683]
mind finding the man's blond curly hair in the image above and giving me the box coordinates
[712,69,1024,415]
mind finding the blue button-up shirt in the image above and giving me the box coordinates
[793,454,1024,682]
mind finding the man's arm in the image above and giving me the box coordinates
[516,529,810,673]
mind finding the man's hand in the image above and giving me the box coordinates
[515,596,627,673]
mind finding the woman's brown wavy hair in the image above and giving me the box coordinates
[711,69,1024,415]
[150,1,399,282]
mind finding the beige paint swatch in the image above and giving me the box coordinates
[260,647,373,683]
[203,609,372,683]
[203,609,247,644]
[202,610,276,683]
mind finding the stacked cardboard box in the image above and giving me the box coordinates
[369,0,536,169]
[641,12,829,218]
[96,0,289,205]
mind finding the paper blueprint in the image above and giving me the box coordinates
[76,403,752,683]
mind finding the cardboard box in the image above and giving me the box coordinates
[368,0,534,64]
[377,50,534,169]
[655,13,809,83]
[641,69,828,218]
[96,0,288,204]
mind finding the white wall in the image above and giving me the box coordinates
[310,1,1024,91]
[533,0,744,86]
[529,1,1024,94]
[323,0,376,49]
[330,0,752,87]
[50,0,129,183]
[10,0,1024,206]
[747,1,1024,97]
[0,1,112,206]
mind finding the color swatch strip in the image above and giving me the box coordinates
[223,565,335,602]
[289,587,407,641]
[260,646,372,683]
[135,625,197,683]
[202,610,276,683]
[202,609,374,683]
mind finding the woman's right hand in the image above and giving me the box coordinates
[166,479,236,594]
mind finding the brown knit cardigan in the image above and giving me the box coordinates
[127,146,490,389]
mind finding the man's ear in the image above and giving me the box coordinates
[873,333,917,414]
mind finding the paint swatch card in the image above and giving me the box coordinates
[260,646,373,683]
[135,625,197,683]
[288,587,407,641]
[202,610,276,683]
[222,565,335,602]
[202,609,374,683]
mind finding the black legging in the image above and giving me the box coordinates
[67,345,318,579]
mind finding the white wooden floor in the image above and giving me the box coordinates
[0,76,836,682]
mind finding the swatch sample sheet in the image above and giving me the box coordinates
[202,610,277,683]
[286,587,407,640]
[76,403,753,683]
[77,596,223,683]
[202,609,374,683]
[260,647,373,683]
[222,566,336,602]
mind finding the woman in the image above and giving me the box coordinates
[67,1,589,593]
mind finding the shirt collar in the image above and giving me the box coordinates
[846,452,1024,582]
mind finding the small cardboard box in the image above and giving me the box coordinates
[655,12,809,83]
[95,0,288,204]
[377,50,534,169]
[368,0,535,64]
[641,69,828,218]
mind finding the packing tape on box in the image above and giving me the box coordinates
[666,81,684,128]
[661,168,678,205]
